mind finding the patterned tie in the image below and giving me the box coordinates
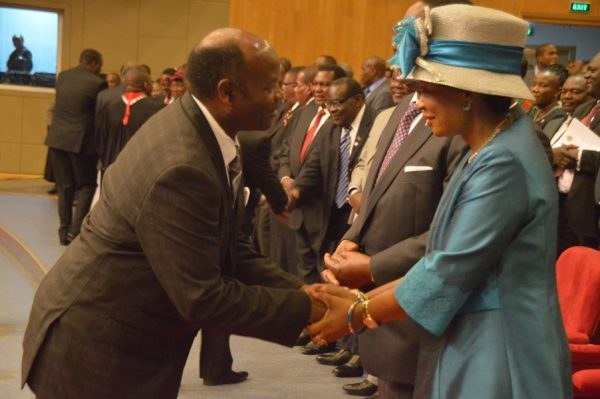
[300,109,326,162]
[335,127,352,208]
[581,101,600,127]
[281,107,295,127]
[377,102,420,181]
[228,145,242,205]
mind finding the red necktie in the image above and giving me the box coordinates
[300,109,326,162]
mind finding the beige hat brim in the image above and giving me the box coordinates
[407,58,534,101]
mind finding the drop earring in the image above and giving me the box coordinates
[462,100,471,111]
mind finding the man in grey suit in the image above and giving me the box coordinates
[323,89,466,398]
[23,28,324,399]
[361,56,394,115]
[44,49,105,245]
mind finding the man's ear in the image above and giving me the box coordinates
[216,79,235,103]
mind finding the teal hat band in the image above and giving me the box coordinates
[389,16,523,77]
[427,40,523,75]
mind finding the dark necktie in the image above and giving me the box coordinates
[300,109,326,162]
[335,127,352,208]
[228,146,242,205]
[377,102,420,181]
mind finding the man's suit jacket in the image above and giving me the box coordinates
[533,105,566,132]
[365,80,394,115]
[567,99,600,238]
[342,96,467,384]
[294,106,375,253]
[22,93,310,398]
[45,65,106,155]
[268,101,293,171]
[278,102,324,239]
[95,84,127,167]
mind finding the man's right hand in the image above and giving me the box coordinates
[300,284,327,324]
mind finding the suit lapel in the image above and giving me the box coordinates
[349,107,375,167]
[361,103,432,224]
[180,93,231,201]
[363,102,407,198]
[179,93,236,274]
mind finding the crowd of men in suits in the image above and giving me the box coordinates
[38,15,599,398]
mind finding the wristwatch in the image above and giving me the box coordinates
[361,300,380,329]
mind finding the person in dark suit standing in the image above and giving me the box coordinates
[554,52,600,255]
[293,77,375,269]
[292,77,375,376]
[44,49,105,245]
[278,64,346,288]
[22,28,325,399]
[360,56,394,115]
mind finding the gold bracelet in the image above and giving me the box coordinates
[361,300,380,329]
[350,289,367,303]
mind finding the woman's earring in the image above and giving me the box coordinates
[462,100,471,111]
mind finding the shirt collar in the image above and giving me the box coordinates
[366,77,387,96]
[349,104,366,133]
[192,95,238,172]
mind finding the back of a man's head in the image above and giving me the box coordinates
[80,49,102,66]
[124,65,151,94]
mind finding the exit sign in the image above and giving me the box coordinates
[570,2,591,12]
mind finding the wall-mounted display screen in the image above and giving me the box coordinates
[0,6,59,87]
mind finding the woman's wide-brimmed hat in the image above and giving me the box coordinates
[391,4,533,100]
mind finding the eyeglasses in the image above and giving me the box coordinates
[325,93,359,109]
[283,81,297,87]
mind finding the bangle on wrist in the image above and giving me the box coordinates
[346,300,364,334]
[361,299,380,329]
[350,289,367,303]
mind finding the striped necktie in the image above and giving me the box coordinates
[335,127,352,208]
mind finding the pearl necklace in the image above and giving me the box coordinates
[467,115,514,165]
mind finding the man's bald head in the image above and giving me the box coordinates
[186,28,277,99]
[124,65,151,94]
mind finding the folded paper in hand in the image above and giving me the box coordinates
[551,118,600,151]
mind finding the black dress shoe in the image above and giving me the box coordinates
[343,380,378,396]
[203,370,249,386]
[294,331,311,346]
[333,354,363,377]
[300,341,336,355]
[316,349,353,366]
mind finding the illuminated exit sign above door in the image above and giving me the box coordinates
[570,2,591,12]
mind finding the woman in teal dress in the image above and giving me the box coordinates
[307,4,572,398]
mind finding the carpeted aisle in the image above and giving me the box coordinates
[0,178,361,399]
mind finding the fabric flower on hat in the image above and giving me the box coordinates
[388,8,432,78]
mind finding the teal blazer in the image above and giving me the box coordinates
[396,116,572,398]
